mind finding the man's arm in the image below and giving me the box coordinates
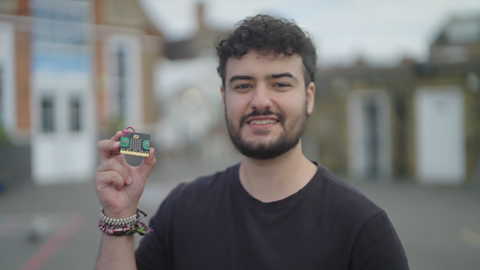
[93,131,156,270]
[95,234,136,270]
[349,211,409,270]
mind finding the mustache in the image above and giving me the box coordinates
[239,109,285,127]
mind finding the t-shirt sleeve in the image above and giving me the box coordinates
[135,184,186,270]
[349,211,409,270]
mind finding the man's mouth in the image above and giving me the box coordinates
[239,109,284,128]
[248,119,279,125]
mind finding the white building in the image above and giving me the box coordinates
[0,0,162,185]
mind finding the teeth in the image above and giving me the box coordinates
[250,119,277,125]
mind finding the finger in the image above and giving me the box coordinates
[97,140,121,162]
[137,147,156,181]
[97,131,124,162]
[95,170,125,191]
[111,131,128,166]
[97,159,130,183]
[110,131,123,140]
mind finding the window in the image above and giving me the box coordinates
[446,20,480,44]
[116,45,127,120]
[364,99,379,178]
[31,0,90,45]
[105,36,140,123]
[41,96,55,132]
[69,96,81,131]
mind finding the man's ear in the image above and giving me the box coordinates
[306,81,315,115]
[221,84,226,116]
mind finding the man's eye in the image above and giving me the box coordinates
[274,83,290,88]
[235,84,251,90]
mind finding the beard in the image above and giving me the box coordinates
[225,105,308,160]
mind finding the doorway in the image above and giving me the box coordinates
[347,90,392,180]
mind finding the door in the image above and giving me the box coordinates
[414,86,465,184]
[32,79,96,184]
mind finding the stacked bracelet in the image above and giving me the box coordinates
[98,209,153,236]
[100,209,138,226]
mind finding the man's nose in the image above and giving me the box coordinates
[250,84,273,112]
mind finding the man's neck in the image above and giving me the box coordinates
[238,141,318,203]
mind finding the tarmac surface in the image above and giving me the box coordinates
[1,155,479,270]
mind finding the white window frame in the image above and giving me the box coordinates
[103,34,143,126]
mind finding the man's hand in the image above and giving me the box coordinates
[94,131,156,218]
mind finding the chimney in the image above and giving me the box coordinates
[197,1,205,31]
[399,55,413,67]
[353,56,367,68]
[93,0,103,24]
[17,0,29,16]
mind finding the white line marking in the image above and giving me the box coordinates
[19,213,84,270]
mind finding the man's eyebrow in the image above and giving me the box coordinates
[268,73,298,81]
[229,75,254,83]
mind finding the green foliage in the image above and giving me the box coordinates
[0,124,11,147]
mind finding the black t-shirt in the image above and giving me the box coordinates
[135,163,409,269]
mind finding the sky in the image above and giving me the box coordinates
[139,0,480,66]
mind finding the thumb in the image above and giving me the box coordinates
[137,147,156,181]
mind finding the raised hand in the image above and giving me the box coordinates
[94,131,156,219]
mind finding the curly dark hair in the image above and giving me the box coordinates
[215,14,317,88]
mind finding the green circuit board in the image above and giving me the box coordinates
[119,131,150,157]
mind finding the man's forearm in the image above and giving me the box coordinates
[95,234,137,270]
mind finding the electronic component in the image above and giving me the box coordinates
[118,127,150,157]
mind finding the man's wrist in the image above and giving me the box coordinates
[99,208,153,236]
[103,207,138,219]
[100,209,138,225]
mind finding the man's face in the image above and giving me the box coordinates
[221,51,315,160]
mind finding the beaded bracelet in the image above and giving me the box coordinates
[99,209,140,225]
[98,208,153,236]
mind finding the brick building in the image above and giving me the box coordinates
[0,0,162,184]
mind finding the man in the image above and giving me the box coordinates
[95,15,409,270]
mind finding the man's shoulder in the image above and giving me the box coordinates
[315,165,384,220]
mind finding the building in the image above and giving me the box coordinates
[154,3,237,161]
[0,0,162,185]
[311,14,480,184]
